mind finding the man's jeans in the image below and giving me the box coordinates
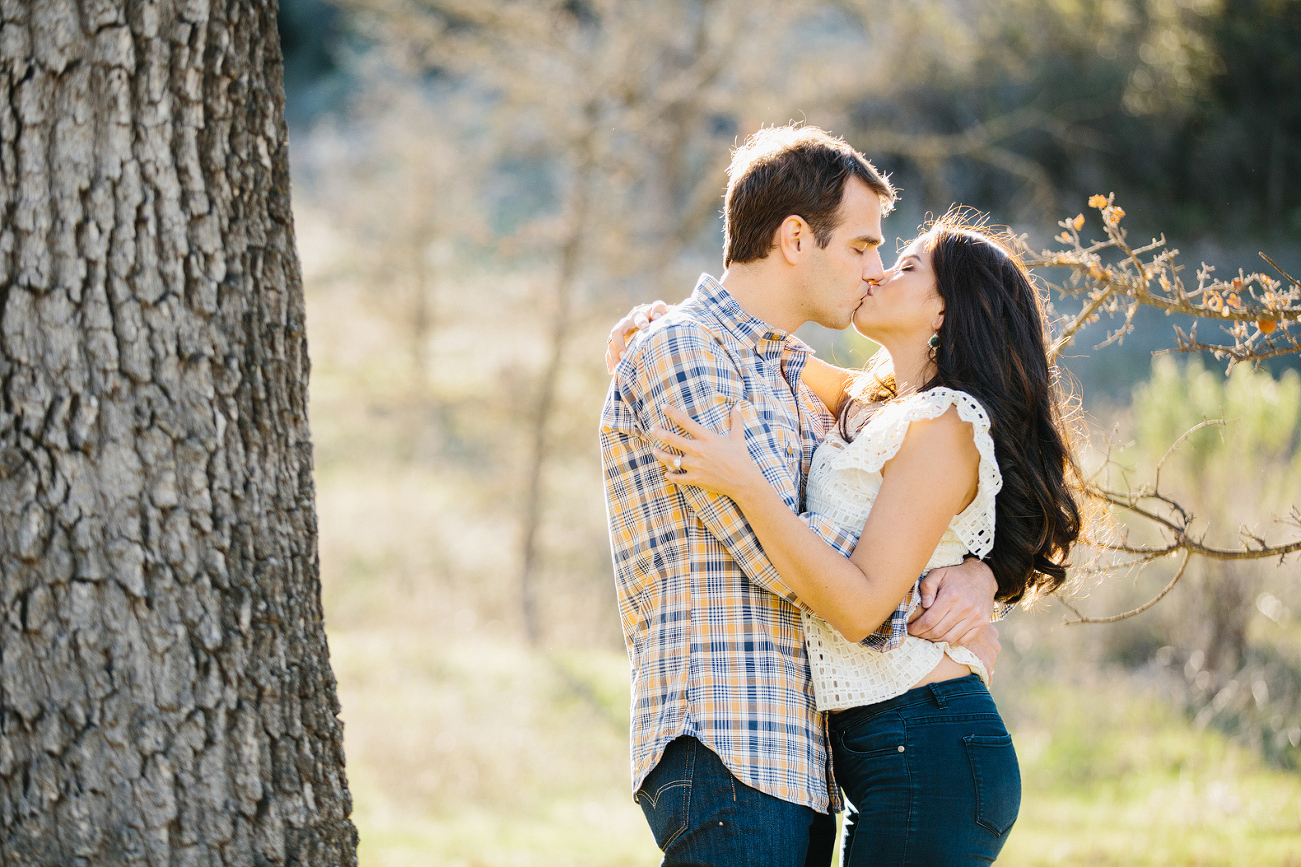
[636,736,836,867]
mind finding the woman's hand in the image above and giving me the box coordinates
[606,300,670,374]
[650,404,768,502]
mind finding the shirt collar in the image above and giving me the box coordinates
[690,273,814,358]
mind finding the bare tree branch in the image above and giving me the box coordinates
[1027,194,1301,365]
[1062,551,1192,625]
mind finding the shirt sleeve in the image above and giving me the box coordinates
[618,322,809,608]
[859,588,918,651]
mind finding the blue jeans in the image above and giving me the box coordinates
[830,675,1021,866]
[636,736,837,867]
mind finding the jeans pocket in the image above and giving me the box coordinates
[635,740,694,850]
[964,733,1021,836]
[834,714,907,758]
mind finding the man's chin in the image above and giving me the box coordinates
[813,311,856,331]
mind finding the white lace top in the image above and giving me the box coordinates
[803,387,1003,711]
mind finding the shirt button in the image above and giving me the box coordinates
[897,745,905,753]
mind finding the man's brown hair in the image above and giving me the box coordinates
[723,126,896,267]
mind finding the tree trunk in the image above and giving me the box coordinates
[1203,563,1251,680]
[0,2,357,865]
[516,145,593,646]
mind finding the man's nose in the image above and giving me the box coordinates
[864,253,886,283]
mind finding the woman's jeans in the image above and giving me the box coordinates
[830,675,1021,866]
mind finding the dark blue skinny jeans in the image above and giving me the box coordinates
[636,735,837,867]
[830,674,1021,866]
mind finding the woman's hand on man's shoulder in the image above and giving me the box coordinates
[606,300,670,374]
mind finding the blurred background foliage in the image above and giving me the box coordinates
[274,0,1301,862]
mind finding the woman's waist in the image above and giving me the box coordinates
[828,673,993,723]
[908,653,977,692]
[923,538,971,571]
[807,627,984,711]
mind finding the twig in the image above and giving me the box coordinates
[1026,196,1301,363]
[1063,551,1192,625]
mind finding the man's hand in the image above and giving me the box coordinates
[907,558,997,646]
[963,624,1001,679]
[605,300,669,374]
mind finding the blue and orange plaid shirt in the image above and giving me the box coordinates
[600,274,913,813]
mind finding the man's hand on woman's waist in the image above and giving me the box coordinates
[907,558,998,647]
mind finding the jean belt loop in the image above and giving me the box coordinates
[929,683,947,709]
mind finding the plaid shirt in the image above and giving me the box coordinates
[599,274,912,813]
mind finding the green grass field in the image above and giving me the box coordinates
[325,623,1301,866]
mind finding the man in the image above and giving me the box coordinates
[600,125,999,865]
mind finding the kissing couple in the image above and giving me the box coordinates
[600,125,1080,865]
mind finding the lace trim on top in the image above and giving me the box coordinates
[811,387,1001,563]
[803,387,1003,711]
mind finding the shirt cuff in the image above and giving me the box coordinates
[858,582,917,651]
[801,512,858,557]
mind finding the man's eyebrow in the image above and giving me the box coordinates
[853,234,884,248]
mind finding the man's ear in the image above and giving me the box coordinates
[777,216,809,265]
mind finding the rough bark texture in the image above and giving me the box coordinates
[0,1,357,864]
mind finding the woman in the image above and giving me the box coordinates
[637,216,1081,864]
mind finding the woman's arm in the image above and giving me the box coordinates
[800,356,855,415]
[653,403,979,642]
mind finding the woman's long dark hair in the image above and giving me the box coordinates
[838,214,1082,604]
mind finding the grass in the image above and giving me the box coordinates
[323,613,1301,865]
[996,676,1301,865]
[327,629,658,866]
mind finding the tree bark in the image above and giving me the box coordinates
[0,2,357,865]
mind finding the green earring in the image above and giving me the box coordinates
[928,334,940,349]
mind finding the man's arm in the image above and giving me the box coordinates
[908,557,999,646]
[962,623,1001,678]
